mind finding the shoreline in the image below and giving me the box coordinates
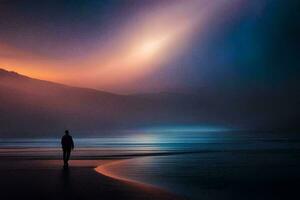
[0,157,184,200]
[95,158,156,187]
[1,146,300,200]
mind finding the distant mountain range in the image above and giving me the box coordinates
[0,68,299,137]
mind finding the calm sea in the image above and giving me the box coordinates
[1,130,300,199]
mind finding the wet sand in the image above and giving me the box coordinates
[0,159,183,200]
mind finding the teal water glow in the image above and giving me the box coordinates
[1,128,300,199]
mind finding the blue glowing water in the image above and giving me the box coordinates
[0,129,300,199]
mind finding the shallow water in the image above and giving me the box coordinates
[1,130,300,199]
[110,150,300,199]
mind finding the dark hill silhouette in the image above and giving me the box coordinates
[0,68,206,137]
[0,68,299,137]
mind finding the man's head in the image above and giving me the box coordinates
[65,130,69,135]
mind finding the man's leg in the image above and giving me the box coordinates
[66,149,71,163]
[63,148,67,165]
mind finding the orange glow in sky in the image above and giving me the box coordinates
[0,0,229,93]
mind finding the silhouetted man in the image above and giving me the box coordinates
[61,130,74,167]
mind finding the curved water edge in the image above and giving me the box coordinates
[94,148,300,200]
[94,157,165,189]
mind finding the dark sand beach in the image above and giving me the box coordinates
[0,159,182,200]
[1,137,300,200]
[2,150,300,200]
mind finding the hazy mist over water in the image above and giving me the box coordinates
[1,127,300,153]
[1,129,299,150]
[1,127,300,199]
[0,1,299,199]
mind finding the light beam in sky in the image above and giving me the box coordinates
[79,0,219,91]
[0,0,244,93]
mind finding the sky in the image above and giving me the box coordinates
[0,0,299,93]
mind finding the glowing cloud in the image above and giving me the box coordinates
[0,0,244,92]
[83,0,211,91]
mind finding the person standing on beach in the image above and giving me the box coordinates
[61,130,74,167]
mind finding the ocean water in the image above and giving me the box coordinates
[110,149,300,200]
[1,130,300,199]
